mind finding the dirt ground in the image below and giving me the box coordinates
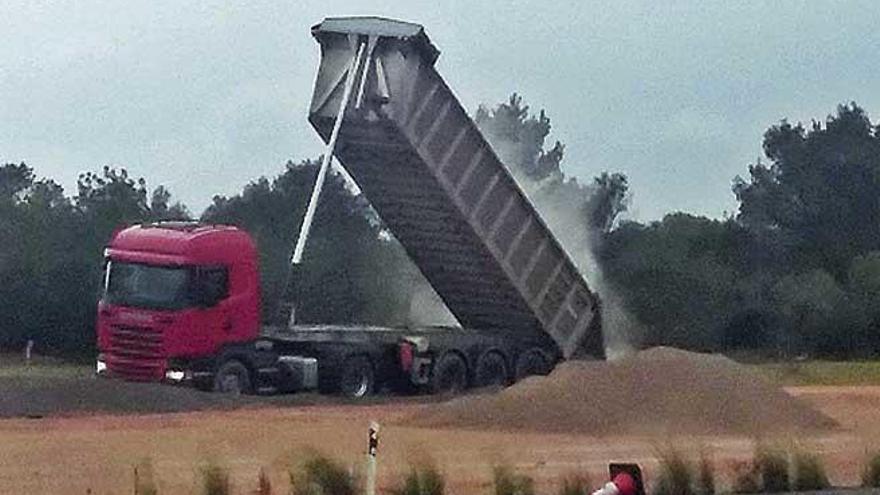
[0,386,879,495]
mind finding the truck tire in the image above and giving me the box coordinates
[475,351,508,388]
[514,349,550,381]
[430,353,468,395]
[213,359,252,395]
[338,356,374,399]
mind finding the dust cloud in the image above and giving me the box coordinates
[367,104,643,355]
[506,167,642,358]
[405,277,459,327]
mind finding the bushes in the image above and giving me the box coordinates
[696,454,715,495]
[256,468,273,495]
[121,445,844,495]
[652,448,694,495]
[557,473,591,495]
[862,452,880,488]
[291,451,357,495]
[791,450,830,491]
[650,448,715,495]
[731,461,760,494]
[493,465,535,495]
[732,445,830,493]
[200,462,231,495]
[134,458,158,495]
[754,447,789,493]
[390,463,445,495]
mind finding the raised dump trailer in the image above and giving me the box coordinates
[308,17,603,359]
[95,17,604,399]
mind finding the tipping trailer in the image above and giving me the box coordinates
[94,17,603,398]
[308,17,603,359]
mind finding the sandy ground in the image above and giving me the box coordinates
[0,386,880,494]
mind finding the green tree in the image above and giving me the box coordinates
[733,103,880,278]
[475,94,563,181]
[202,160,417,325]
[586,172,630,234]
[0,163,84,352]
[772,270,847,355]
[845,252,880,353]
[476,94,630,239]
[601,213,744,350]
[0,162,189,356]
[75,166,150,235]
[149,185,190,221]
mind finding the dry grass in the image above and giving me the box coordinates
[200,462,231,495]
[291,451,357,495]
[862,452,880,488]
[696,453,715,495]
[731,444,830,493]
[754,446,789,493]
[0,392,869,495]
[255,468,273,495]
[390,463,445,495]
[652,447,695,495]
[134,458,158,495]
[0,352,91,378]
[753,359,880,386]
[492,465,534,495]
[731,460,760,494]
[556,473,591,495]
[791,450,830,491]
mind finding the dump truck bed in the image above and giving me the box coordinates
[307,17,603,359]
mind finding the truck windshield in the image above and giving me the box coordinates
[104,261,193,310]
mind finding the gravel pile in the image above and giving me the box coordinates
[404,347,837,435]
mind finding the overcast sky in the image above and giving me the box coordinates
[2,1,878,220]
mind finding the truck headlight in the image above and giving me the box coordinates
[96,357,107,375]
[164,370,186,382]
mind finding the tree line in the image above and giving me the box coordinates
[1,98,878,359]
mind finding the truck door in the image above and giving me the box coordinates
[195,266,232,350]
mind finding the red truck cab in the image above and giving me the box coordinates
[96,222,261,381]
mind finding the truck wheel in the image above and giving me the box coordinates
[213,360,252,395]
[339,356,374,399]
[475,351,508,388]
[430,353,468,395]
[514,349,550,381]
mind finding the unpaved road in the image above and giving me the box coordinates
[0,374,432,417]
[1,385,880,494]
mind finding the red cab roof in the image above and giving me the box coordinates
[107,222,257,266]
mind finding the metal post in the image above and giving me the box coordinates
[366,421,380,495]
[291,40,366,265]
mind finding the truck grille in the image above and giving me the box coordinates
[107,325,164,380]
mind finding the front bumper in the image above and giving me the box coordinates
[98,352,167,382]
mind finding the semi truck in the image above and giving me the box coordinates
[95,16,604,397]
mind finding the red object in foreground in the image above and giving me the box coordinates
[399,341,414,373]
[611,472,637,495]
[591,464,644,495]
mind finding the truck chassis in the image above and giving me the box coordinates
[161,325,558,398]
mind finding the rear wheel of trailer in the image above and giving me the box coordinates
[337,355,375,398]
[430,353,468,395]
